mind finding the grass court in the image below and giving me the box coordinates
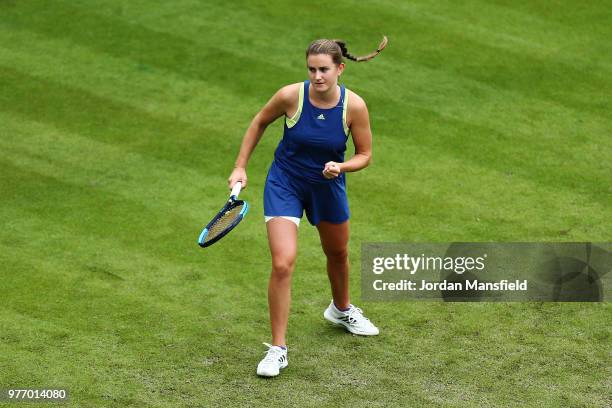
[0,1,610,406]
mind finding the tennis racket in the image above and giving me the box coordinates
[198,182,249,248]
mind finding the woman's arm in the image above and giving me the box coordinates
[322,91,372,178]
[228,84,299,188]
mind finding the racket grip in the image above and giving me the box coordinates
[230,181,242,198]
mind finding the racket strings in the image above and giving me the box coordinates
[204,203,244,243]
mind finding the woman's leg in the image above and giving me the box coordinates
[266,217,299,346]
[316,220,350,310]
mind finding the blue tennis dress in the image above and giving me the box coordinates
[264,80,350,225]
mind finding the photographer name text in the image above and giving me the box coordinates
[372,279,528,291]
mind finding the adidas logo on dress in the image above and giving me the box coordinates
[317,114,325,120]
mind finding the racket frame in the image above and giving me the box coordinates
[198,182,249,248]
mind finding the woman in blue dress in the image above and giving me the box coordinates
[228,37,387,377]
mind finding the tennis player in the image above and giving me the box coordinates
[228,38,386,377]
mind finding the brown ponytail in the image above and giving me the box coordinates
[334,36,388,62]
[306,36,388,64]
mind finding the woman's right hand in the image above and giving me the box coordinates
[228,167,248,190]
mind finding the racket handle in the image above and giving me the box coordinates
[230,181,242,198]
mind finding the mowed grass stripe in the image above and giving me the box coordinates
[0,124,271,319]
[361,79,610,211]
[0,154,268,304]
[0,25,285,135]
[2,110,607,246]
[0,108,238,219]
[376,0,612,68]
[0,111,274,261]
[349,149,609,242]
[0,180,255,325]
[0,154,200,264]
[0,1,297,102]
[0,66,236,169]
[0,256,262,405]
[0,200,235,313]
[0,26,283,171]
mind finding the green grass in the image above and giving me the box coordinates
[1,0,611,407]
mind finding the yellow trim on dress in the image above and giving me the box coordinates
[342,89,350,136]
[285,82,304,128]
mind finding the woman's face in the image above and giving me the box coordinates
[307,53,344,93]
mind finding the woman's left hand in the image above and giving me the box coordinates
[322,161,342,179]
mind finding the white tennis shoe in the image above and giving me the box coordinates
[324,301,380,336]
[256,343,288,377]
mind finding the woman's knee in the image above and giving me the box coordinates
[271,258,295,280]
[323,246,348,264]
